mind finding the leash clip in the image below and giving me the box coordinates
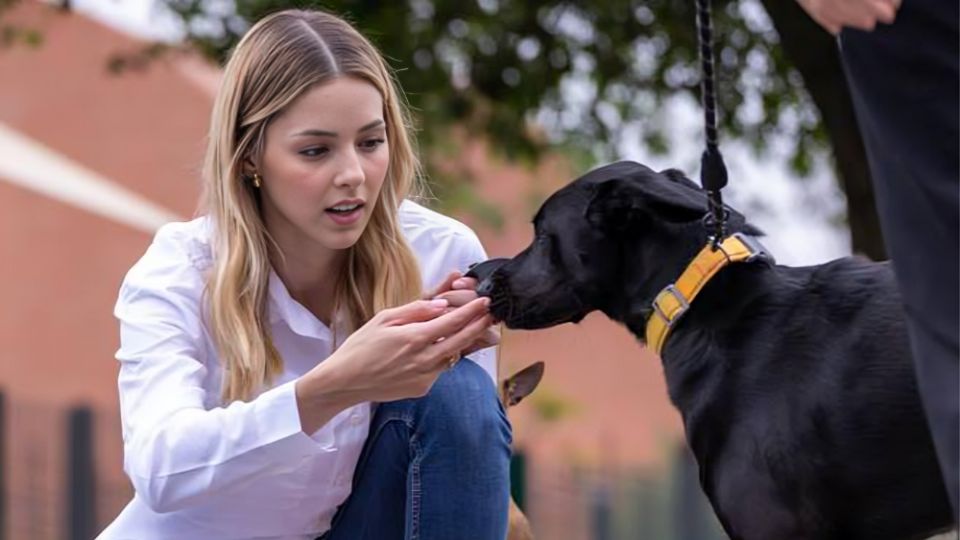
[652,284,690,328]
[701,208,730,250]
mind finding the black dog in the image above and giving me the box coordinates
[470,161,954,540]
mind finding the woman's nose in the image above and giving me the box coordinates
[333,148,365,188]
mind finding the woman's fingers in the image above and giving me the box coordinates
[798,0,900,34]
[378,298,450,325]
[451,276,477,290]
[422,271,462,300]
[429,313,495,367]
[413,297,490,342]
[869,0,898,24]
[462,325,501,355]
[422,272,478,304]
[433,289,478,308]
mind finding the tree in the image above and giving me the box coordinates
[0,0,885,258]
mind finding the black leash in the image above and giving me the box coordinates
[695,0,730,249]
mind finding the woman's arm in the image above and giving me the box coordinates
[295,297,494,433]
[116,222,494,512]
[115,237,344,514]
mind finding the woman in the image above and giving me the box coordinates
[97,8,511,540]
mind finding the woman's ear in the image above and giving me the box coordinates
[238,154,263,178]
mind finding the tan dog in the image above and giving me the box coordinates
[501,361,544,540]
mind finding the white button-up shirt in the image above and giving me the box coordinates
[97,200,497,540]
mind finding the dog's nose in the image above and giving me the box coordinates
[465,258,509,297]
[476,278,496,297]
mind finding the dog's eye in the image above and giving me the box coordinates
[540,234,567,267]
[534,234,551,251]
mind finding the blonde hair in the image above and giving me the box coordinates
[201,9,424,402]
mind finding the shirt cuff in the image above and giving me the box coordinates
[254,379,337,456]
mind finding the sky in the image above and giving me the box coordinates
[621,94,851,266]
[67,0,853,266]
[71,0,185,42]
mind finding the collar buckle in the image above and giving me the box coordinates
[652,284,690,328]
[730,232,774,263]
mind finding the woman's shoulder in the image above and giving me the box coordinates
[399,200,488,285]
[114,218,214,365]
[399,199,482,247]
[120,216,213,296]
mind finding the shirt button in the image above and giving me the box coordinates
[350,414,364,426]
[336,474,348,486]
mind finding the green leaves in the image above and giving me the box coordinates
[0,23,42,48]
[1,0,845,229]
[160,0,821,173]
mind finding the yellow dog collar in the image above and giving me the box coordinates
[645,233,771,355]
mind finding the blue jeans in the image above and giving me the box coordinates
[319,358,512,540]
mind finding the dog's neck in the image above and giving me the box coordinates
[602,222,710,332]
[604,222,774,358]
[608,228,778,440]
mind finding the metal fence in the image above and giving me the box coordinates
[0,390,131,540]
[9,390,951,540]
[518,445,727,540]
[0,388,727,540]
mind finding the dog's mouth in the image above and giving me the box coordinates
[493,306,586,329]
[467,257,589,329]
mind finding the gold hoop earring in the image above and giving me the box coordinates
[252,173,262,188]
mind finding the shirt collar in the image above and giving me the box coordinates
[267,269,335,341]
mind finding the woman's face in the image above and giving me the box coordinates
[257,76,389,255]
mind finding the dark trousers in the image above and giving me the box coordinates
[840,0,959,519]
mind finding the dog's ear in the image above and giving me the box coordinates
[585,178,638,232]
[644,169,710,222]
[585,173,707,230]
[660,168,769,237]
[501,361,545,407]
[660,168,703,190]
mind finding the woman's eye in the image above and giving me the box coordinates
[360,138,385,151]
[299,147,328,158]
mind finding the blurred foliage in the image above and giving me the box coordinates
[159,0,823,172]
[528,384,579,423]
[0,0,42,48]
[0,22,41,47]
[4,0,877,253]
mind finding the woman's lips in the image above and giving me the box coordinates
[325,204,364,225]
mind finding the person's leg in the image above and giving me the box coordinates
[322,358,512,540]
[840,0,959,518]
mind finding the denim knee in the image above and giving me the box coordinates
[416,358,512,449]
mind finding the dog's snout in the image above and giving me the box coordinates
[476,277,497,297]
[464,258,510,297]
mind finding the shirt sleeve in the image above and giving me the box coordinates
[114,226,330,514]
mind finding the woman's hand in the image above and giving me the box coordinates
[423,271,501,355]
[797,0,900,35]
[295,296,493,433]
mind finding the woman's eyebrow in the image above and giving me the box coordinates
[291,119,385,138]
